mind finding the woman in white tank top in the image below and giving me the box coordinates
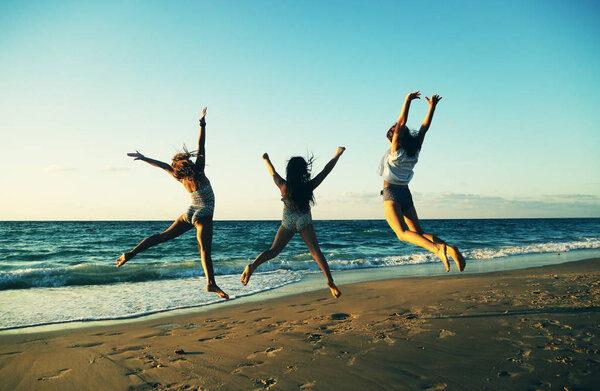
[379,91,465,272]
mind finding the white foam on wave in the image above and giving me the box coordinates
[466,238,600,260]
[0,270,301,330]
[2,238,599,292]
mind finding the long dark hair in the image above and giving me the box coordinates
[285,156,315,212]
[387,124,421,157]
[171,146,199,180]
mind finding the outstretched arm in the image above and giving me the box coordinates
[195,107,207,172]
[391,91,420,151]
[262,153,286,191]
[417,94,442,147]
[396,90,420,128]
[127,151,174,174]
[310,147,346,190]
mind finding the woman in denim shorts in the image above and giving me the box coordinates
[378,91,465,272]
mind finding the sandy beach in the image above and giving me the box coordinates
[1,258,598,390]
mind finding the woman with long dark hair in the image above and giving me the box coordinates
[379,91,465,272]
[115,107,229,300]
[241,147,346,298]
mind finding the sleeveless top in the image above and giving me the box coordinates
[377,148,420,185]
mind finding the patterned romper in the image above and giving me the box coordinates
[182,180,215,225]
[281,199,312,233]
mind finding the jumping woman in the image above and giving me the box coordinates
[116,107,229,300]
[378,91,465,272]
[241,147,346,298]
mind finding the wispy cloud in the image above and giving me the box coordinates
[416,192,600,207]
[101,166,131,172]
[43,165,76,173]
[326,191,600,218]
[413,192,600,217]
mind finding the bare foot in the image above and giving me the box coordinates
[447,246,465,272]
[328,281,342,298]
[438,244,450,272]
[207,284,229,300]
[241,264,255,286]
[116,252,131,267]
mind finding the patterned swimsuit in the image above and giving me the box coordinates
[281,199,312,233]
[182,181,215,225]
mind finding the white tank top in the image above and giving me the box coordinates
[377,148,419,185]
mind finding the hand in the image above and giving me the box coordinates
[407,91,421,101]
[336,146,346,156]
[127,150,145,160]
[426,94,442,105]
[262,153,269,160]
[199,107,207,125]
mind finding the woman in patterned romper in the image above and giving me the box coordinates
[241,147,346,298]
[115,107,229,300]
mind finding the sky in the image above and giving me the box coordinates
[1,0,599,220]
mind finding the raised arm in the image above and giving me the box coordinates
[262,153,286,191]
[391,91,420,151]
[195,107,207,172]
[417,94,442,147]
[310,147,346,190]
[127,151,173,174]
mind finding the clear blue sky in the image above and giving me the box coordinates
[1,0,599,220]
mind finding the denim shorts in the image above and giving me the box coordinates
[382,186,414,210]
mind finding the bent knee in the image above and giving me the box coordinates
[394,230,409,241]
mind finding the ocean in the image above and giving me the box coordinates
[1,218,599,330]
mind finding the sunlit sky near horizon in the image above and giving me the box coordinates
[1,0,599,220]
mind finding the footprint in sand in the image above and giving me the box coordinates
[306,333,322,344]
[247,347,283,359]
[330,313,351,321]
[497,371,518,378]
[254,377,277,389]
[421,383,447,391]
[284,365,297,373]
[265,347,283,357]
[374,332,395,345]
[254,317,271,322]
[299,380,317,390]
[37,368,72,381]
[0,351,23,356]
[198,333,229,342]
[438,329,455,339]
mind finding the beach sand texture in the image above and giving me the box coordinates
[1,258,599,390]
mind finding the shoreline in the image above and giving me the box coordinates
[1,257,599,390]
[3,249,600,334]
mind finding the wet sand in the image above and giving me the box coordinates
[1,258,599,390]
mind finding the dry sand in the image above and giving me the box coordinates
[1,258,599,390]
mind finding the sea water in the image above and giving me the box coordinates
[1,218,599,330]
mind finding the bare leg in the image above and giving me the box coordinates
[403,206,465,272]
[384,201,450,272]
[241,225,295,286]
[117,216,193,267]
[194,216,228,300]
[299,224,341,298]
